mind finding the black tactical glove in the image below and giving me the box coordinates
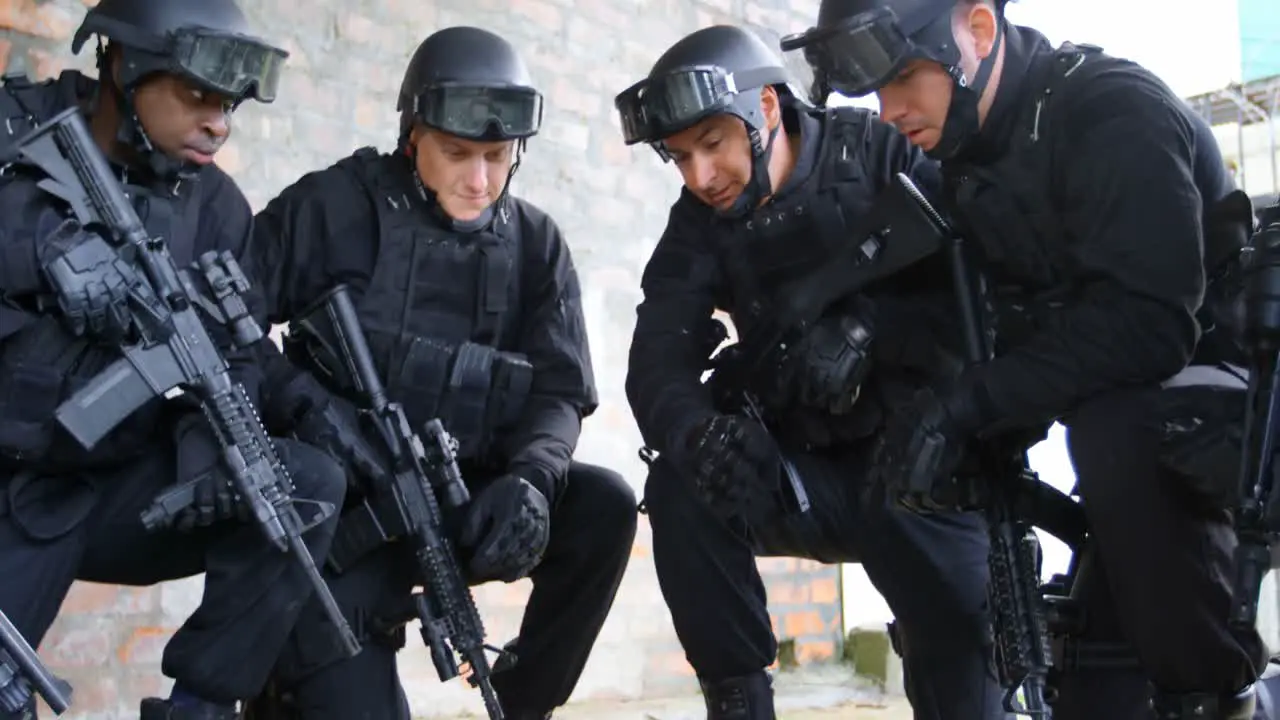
[267,372,387,493]
[292,392,388,493]
[38,220,142,343]
[172,416,250,531]
[787,311,874,415]
[870,384,981,513]
[685,414,783,518]
[459,474,551,583]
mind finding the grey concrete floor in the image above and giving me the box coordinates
[423,666,913,719]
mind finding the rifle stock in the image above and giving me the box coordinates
[0,608,71,715]
[9,107,360,659]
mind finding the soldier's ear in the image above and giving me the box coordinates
[760,85,782,132]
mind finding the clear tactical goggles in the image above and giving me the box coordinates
[614,65,780,145]
[781,7,919,98]
[169,28,288,103]
[410,83,544,140]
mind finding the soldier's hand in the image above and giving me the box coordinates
[38,220,140,343]
[458,474,550,583]
[292,392,389,493]
[869,385,973,513]
[174,470,249,531]
[685,414,782,519]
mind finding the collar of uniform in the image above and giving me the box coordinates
[771,99,821,199]
[959,22,1052,165]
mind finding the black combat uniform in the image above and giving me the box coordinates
[0,68,344,710]
[785,2,1267,718]
[621,25,1006,720]
[245,27,637,720]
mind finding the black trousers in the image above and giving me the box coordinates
[262,461,637,719]
[1052,385,1266,719]
[0,439,346,704]
[643,441,1008,720]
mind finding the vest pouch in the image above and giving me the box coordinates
[0,359,64,460]
[0,318,78,461]
[435,342,496,459]
[392,335,456,427]
[489,351,533,430]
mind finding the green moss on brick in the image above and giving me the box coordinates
[842,628,890,687]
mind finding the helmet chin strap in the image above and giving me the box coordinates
[927,19,1004,162]
[719,118,781,219]
[408,138,525,233]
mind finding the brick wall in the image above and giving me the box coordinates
[0,0,846,716]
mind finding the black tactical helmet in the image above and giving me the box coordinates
[71,0,287,180]
[615,25,790,148]
[614,25,791,216]
[72,0,287,104]
[396,27,543,144]
[781,0,1007,160]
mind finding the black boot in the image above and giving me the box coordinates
[139,697,238,720]
[1151,685,1256,720]
[699,671,776,720]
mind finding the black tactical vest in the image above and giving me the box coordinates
[943,43,1251,366]
[312,149,533,459]
[716,107,881,335]
[0,73,203,471]
[709,107,903,446]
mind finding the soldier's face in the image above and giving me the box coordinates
[874,59,954,152]
[411,127,514,222]
[662,114,754,212]
[130,73,234,166]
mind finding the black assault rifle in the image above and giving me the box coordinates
[293,283,507,719]
[6,107,360,658]
[1232,211,1280,633]
[0,609,71,717]
[900,182,1090,717]
[639,173,952,514]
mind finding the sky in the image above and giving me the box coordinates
[826,0,1244,109]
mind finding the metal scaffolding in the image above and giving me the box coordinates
[1184,73,1280,199]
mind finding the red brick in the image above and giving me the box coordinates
[44,624,114,667]
[796,639,835,663]
[782,609,825,638]
[60,583,155,615]
[810,576,840,604]
[767,578,808,605]
[38,673,119,715]
[0,0,76,40]
[645,649,694,677]
[117,626,173,665]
